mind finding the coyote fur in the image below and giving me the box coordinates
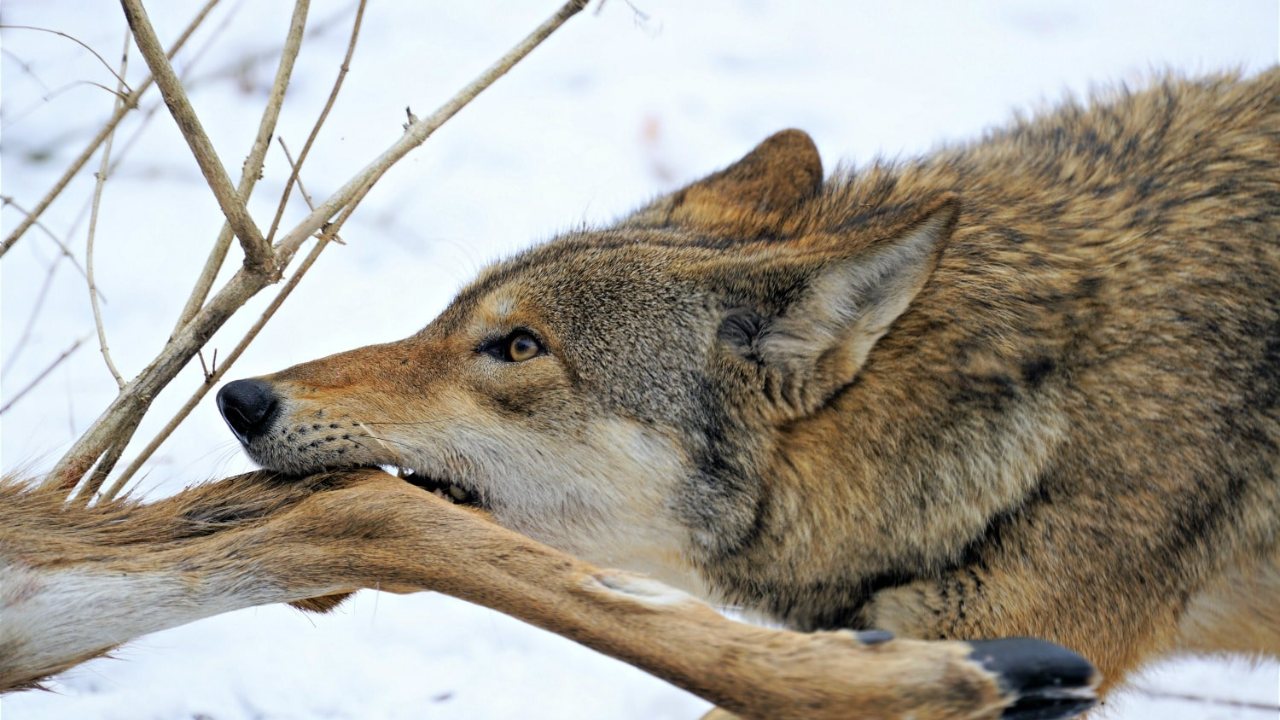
[217,70,1280,693]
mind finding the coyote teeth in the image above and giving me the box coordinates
[400,469,480,507]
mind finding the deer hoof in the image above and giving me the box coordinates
[968,637,1098,720]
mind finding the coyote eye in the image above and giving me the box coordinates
[482,330,545,362]
[507,333,542,362]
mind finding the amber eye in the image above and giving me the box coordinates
[480,330,545,362]
[507,333,541,362]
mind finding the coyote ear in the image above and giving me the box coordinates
[622,129,823,234]
[720,196,959,415]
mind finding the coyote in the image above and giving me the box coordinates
[218,70,1280,693]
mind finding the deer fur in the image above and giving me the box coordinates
[0,470,1096,719]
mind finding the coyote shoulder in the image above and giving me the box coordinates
[219,69,1280,689]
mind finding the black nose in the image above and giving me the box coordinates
[217,379,280,443]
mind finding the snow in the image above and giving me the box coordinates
[2,0,1278,717]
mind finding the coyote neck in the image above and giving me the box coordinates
[692,384,1066,632]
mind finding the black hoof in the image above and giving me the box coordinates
[968,638,1098,720]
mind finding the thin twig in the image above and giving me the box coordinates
[0,0,221,257]
[271,0,591,269]
[47,0,589,492]
[1,46,53,95]
[264,0,366,246]
[170,0,311,335]
[2,81,133,128]
[0,336,90,415]
[197,349,212,381]
[276,140,332,238]
[0,195,93,283]
[85,33,132,391]
[277,138,343,243]
[119,0,274,275]
[0,25,134,93]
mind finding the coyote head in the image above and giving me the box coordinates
[219,130,957,589]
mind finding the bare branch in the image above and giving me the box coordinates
[0,0,221,257]
[85,33,133,392]
[0,336,90,415]
[118,0,274,275]
[46,0,588,494]
[171,0,312,334]
[264,0,367,245]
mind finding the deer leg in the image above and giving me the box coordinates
[1,470,1098,719]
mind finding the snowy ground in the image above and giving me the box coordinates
[2,1,1278,718]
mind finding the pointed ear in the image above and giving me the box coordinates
[622,129,823,235]
[719,195,960,415]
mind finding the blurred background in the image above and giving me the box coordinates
[2,1,1277,717]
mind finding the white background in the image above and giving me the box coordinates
[2,1,1277,718]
